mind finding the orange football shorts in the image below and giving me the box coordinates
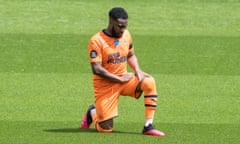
[93,75,140,123]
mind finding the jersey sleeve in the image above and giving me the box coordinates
[88,37,102,63]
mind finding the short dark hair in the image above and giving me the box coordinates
[109,7,128,20]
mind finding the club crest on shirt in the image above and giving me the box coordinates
[114,39,119,46]
[90,50,97,58]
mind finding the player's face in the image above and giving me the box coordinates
[111,18,128,38]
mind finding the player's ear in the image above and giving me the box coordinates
[109,17,115,25]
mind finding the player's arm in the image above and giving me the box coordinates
[126,33,150,80]
[127,54,141,73]
[127,54,150,81]
[91,62,134,83]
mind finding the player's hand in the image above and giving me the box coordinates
[135,70,150,81]
[120,72,134,82]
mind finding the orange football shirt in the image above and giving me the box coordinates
[88,30,134,81]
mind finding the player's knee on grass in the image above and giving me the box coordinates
[95,119,113,133]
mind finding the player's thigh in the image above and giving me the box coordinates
[94,83,120,122]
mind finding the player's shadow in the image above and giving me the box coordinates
[44,128,139,135]
[44,128,96,133]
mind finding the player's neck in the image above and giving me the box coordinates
[103,29,113,37]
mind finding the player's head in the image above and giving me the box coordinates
[108,7,128,38]
[109,7,128,20]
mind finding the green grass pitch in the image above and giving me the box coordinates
[1,0,240,143]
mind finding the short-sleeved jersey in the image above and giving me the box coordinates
[88,30,134,81]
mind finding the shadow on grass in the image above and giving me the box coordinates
[44,128,97,133]
[44,128,140,135]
